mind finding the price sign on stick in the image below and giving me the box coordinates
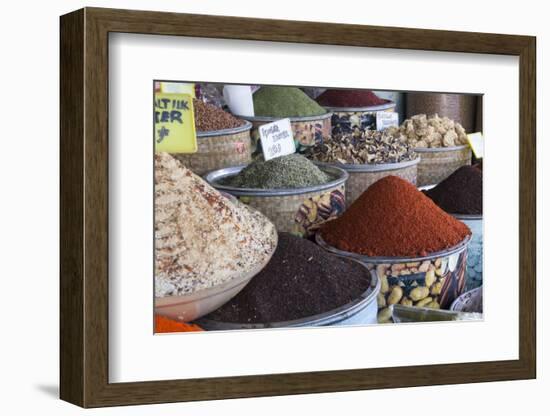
[376,112,399,130]
[466,132,484,158]
[154,92,197,153]
[259,118,296,161]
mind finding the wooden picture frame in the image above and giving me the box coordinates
[60,7,536,408]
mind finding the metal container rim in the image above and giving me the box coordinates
[322,102,396,112]
[195,256,380,329]
[234,112,333,123]
[413,144,470,153]
[313,157,420,173]
[315,232,471,263]
[203,164,349,197]
[196,120,252,138]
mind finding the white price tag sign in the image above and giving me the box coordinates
[467,132,484,158]
[376,112,399,130]
[259,118,296,161]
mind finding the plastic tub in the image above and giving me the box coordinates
[173,121,252,175]
[236,113,332,154]
[195,257,380,330]
[315,157,419,205]
[323,102,396,134]
[316,233,471,322]
[155,229,278,322]
[204,164,348,237]
[414,145,472,186]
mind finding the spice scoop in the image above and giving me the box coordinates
[391,304,482,323]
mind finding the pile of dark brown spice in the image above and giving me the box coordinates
[203,233,371,323]
[423,166,483,215]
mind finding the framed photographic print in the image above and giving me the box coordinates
[60,7,536,408]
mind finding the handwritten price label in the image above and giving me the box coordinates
[376,112,399,130]
[154,92,197,153]
[259,118,296,161]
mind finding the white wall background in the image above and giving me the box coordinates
[0,0,545,414]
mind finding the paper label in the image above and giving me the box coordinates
[259,118,296,161]
[376,112,399,130]
[154,93,197,153]
[467,132,484,158]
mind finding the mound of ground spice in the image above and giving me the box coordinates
[155,315,203,333]
[320,176,471,257]
[203,232,371,324]
[253,86,326,117]
[193,98,245,131]
[316,89,389,107]
[224,154,330,189]
[424,166,482,215]
[155,153,276,297]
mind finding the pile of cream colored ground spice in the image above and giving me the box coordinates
[155,153,277,297]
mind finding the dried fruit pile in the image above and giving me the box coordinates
[307,130,416,164]
[387,114,468,148]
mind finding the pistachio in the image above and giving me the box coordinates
[425,269,436,287]
[387,286,403,305]
[378,307,393,323]
[409,286,430,301]
[416,297,433,307]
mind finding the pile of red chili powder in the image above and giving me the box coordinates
[316,89,389,107]
[320,176,471,257]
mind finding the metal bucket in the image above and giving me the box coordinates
[236,113,332,154]
[323,102,396,134]
[316,233,471,322]
[315,157,420,205]
[173,121,253,176]
[414,145,472,186]
[204,165,348,237]
[195,257,380,330]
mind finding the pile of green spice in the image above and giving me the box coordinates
[253,86,327,118]
[202,232,371,324]
[224,154,330,189]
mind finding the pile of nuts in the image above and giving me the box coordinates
[368,257,451,323]
[307,130,417,164]
[387,114,468,148]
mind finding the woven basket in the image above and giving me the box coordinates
[204,165,348,237]
[415,145,472,186]
[173,122,252,176]
[406,93,477,133]
[316,158,419,205]
[237,113,332,154]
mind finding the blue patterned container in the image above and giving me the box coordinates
[454,215,482,290]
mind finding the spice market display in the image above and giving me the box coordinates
[153,82,484,331]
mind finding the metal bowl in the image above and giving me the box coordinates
[155,220,278,322]
[203,164,349,197]
[195,257,380,330]
[315,232,471,264]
